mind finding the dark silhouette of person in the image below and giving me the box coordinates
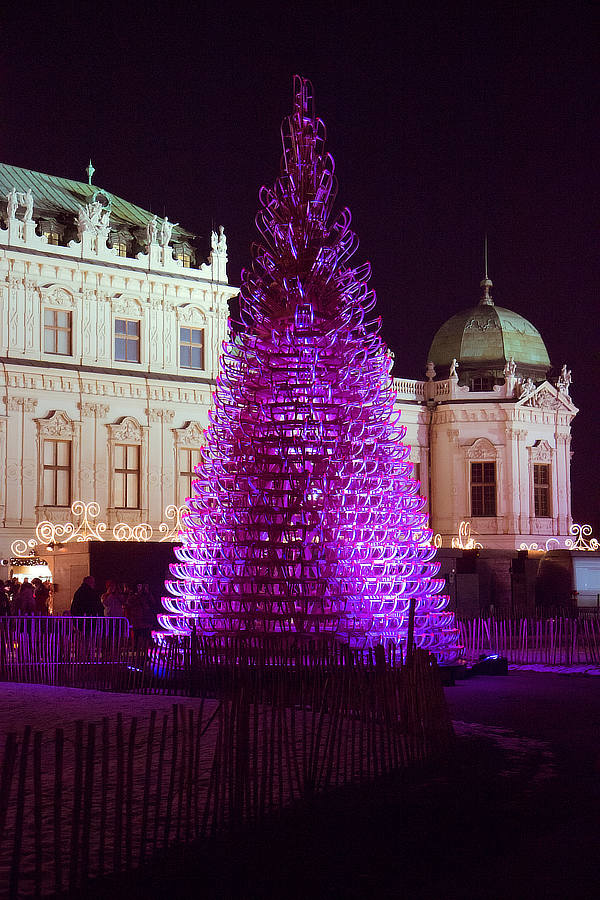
[71,576,104,618]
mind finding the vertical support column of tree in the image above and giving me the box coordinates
[161,76,459,661]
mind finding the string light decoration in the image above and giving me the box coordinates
[161,77,459,660]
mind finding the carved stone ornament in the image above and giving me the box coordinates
[36,410,75,438]
[174,420,205,448]
[6,396,38,412]
[109,416,143,442]
[78,401,109,418]
[520,386,563,411]
[177,303,206,324]
[464,437,498,460]
[112,294,143,316]
[529,439,553,464]
[44,285,76,308]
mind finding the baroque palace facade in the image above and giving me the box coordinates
[0,163,579,608]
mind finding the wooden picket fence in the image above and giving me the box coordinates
[0,649,452,898]
[459,616,600,666]
[0,617,132,690]
[0,617,413,694]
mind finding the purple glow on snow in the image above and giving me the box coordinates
[160,76,459,661]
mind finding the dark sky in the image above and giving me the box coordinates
[1,1,597,524]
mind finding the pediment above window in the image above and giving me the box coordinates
[35,409,76,438]
[464,437,498,460]
[42,284,75,307]
[108,416,144,442]
[173,420,205,447]
[529,439,553,463]
[176,303,206,324]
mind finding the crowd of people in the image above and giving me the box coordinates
[1,574,162,646]
[71,576,160,645]
[0,577,51,616]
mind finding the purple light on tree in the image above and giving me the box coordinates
[160,77,459,660]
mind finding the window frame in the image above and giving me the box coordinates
[178,446,202,503]
[114,317,141,364]
[43,307,72,356]
[113,443,141,510]
[179,326,205,371]
[42,439,72,507]
[470,461,497,517]
[533,463,551,518]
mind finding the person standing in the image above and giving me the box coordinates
[32,578,50,615]
[101,580,125,617]
[71,576,104,618]
[15,579,35,615]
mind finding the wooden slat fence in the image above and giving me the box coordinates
[0,617,131,690]
[459,616,600,665]
[0,649,452,898]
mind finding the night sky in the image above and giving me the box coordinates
[2,2,597,524]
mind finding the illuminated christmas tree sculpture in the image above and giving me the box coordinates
[161,77,458,660]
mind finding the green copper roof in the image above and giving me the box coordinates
[428,302,551,370]
[0,162,194,240]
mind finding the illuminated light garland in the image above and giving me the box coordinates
[565,523,599,552]
[160,77,460,661]
[451,521,483,550]
[8,502,189,553]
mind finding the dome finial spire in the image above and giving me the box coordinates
[479,234,493,304]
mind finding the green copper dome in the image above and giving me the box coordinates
[428,278,551,376]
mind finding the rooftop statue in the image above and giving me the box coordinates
[217,225,227,256]
[6,188,18,219]
[160,216,177,247]
[557,364,572,395]
[146,214,158,246]
[19,189,34,222]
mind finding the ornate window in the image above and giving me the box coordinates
[529,441,554,519]
[114,318,140,363]
[113,444,140,509]
[42,440,71,506]
[35,411,80,513]
[180,327,204,370]
[44,308,72,355]
[471,462,497,517]
[533,464,551,517]
[179,447,202,502]
[173,421,205,505]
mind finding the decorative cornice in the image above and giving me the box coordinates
[6,396,38,412]
[78,401,110,418]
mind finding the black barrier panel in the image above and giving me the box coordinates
[89,540,175,601]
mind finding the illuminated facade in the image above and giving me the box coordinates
[392,275,577,550]
[0,163,236,601]
[0,151,578,615]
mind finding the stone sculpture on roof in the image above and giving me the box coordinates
[160,216,177,247]
[557,364,572,395]
[6,188,18,219]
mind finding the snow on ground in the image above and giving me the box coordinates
[508,663,600,675]
[0,682,212,733]
[452,720,557,785]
